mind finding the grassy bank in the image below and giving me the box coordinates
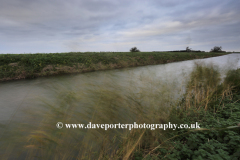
[0,51,230,82]
[0,62,239,159]
[131,65,240,160]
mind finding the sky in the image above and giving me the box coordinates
[0,0,240,53]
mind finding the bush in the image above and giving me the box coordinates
[210,46,222,52]
[130,47,140,52]
[186,47,192,52]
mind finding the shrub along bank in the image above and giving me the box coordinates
[132,67,240,160]
[0,52,229,82]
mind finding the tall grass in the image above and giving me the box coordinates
[0,62,239,159]
[177,62,240,114]
[183,62,222,111]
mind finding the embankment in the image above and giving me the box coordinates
[0,52,230,82]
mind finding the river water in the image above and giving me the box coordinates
[0,53,239,125]
[0,53,240,159]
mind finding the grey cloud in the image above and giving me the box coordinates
[0,0,240,53]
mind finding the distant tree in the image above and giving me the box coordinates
[186,46,192,52]
[130,47,140,52]
[210,46,222,52]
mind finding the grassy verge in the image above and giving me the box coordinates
[0,62,239,160]
[0,52,230,82]
[131,65,240,160]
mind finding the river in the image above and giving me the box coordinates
[0,53,239,125]
[0,53,240,159]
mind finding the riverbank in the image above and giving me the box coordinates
[0,61,239,159]
[130,66,240,159]
[0,52,230,82]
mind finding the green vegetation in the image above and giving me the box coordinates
[0,63,239,160]
[210,46,224,52]
[134,66,240,160]
[0,51,229,82]
[130,47,140,52]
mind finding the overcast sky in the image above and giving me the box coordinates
[0,0,239,53]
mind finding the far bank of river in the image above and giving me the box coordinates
[0,51,230,82]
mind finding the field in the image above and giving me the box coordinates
[0,51,230,82]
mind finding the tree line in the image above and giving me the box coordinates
[130,46,224,52]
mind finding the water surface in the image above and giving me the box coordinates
[0,53,239,125]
